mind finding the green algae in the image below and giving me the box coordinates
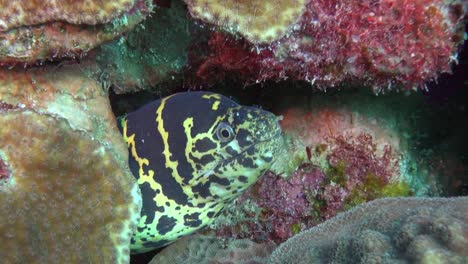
[327,160,347,186]
[291,223,302,235]
[344,173,413,210]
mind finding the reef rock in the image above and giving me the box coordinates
[0,65,141,263]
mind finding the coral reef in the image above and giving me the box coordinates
[270,197,468,264]
[149,234,276,264]
[211,143,408,245]
[0,0,152,65]
[149,197,468,263]
[0,65,141,263]
[206,87,468,244]
[185,0,310,44]
[271,91,455,196]
[191,0,466,90]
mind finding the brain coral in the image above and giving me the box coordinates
[270,197,468,264]
[0,65,141,263]
[149,234,276,264]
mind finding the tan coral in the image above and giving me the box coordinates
[185,0,309,44]
[0,0,153,65]
[0,65,141,263]
[0,0,136,31]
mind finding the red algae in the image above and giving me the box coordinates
[210,130,409,244]
[0,101,18,111]
[195,32,265,85]
[327,133,398,189]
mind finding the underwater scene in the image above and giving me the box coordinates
[0,0,467,263]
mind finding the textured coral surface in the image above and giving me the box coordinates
[0,0,152,65]
[0,0,136,31]
[270,197,468,264]
[191,0,466,90]
[185,0,310,44]
[149,234,276,264]
[0,65,141,263]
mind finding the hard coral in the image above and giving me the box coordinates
[270,197,468,264]
[0,0,153,65]
[185,0,310,44]
[149,234,276,264]
[0,0,136,31]
[0,65,141,263]
[191,0,466,90]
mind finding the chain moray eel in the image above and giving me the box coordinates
[118,92,282,253]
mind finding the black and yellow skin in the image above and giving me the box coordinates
[118,92,282,254]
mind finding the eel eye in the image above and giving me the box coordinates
[215,122,235,142]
